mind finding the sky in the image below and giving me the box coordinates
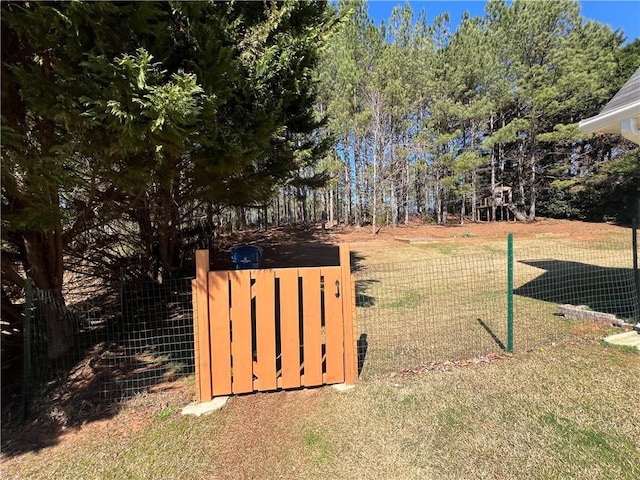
[365,0,640,44]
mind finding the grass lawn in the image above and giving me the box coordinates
[2,222,638,479]
[353,232,636,376]
[3,329,639,479]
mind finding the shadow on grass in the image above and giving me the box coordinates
[1,280,196,459]
[209,225,345,270]
[355,279,378,308]
[515,260,639,320]
[350,250,367,273]
[357,333,368,375]
[477,318,506,351]
[2,228,373,457]
[350,249,379,308]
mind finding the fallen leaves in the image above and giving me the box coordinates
[391,352,512,377]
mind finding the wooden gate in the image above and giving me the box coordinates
[191,244,357,402]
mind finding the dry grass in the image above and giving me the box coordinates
[2,223,638,479]
[3,330,639,479]
[353,232,636,377]
[354,253,512,375]
[301,332,640,480]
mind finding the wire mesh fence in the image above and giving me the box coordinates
[355,255,508,377]
[20,232,639,419]
[24,278,195,421]
[514,236,639,321]
[355,234,639,378]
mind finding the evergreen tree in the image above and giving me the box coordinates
[1,1,332,356]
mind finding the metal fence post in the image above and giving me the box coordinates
[23,278,34,421]
[633,217,639,323]
[507,234,514,353]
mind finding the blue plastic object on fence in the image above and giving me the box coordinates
[231,246,263,269]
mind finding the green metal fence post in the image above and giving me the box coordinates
[633,217,639,323]
[507,234,514,353]
[23,278,33,421]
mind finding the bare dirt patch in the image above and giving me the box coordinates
[203,218,632,279]
[330,217,628,246]
[212,218,629,267]
[209,388,324,478]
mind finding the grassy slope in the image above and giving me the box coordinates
[304,333,640,480]
[352,233,636,376]
[3,330,639,480]
[3,226,638,479]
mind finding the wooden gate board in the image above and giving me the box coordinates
[192,244,357,402]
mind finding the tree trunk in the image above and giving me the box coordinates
[132,193,156,280]
[240,206,247,229]
[471,167,477,222]
[343,152,352,225]
[286,188,293,225]
[300,187,308,225]
[372,178,378,234]
[354,134,362,227]
[435,177,442,225]
[369,89,383,234]
[442,187,449,224]
[329,189,335,226]
[491,147,497,222]
[528,153,537,221]
[41,289,75,360]
[391,179,398,228]
[405,156,410,225]
[157,175,181,281]
[371,130,379,234]
[315,192,319,224]
[22,228,74,359]
[517,144,525,206]
[425,168,432,222]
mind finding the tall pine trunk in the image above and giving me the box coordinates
[354,133,362,227]
[528,153,537,221]
[391,179,398,228]
[329,189,335,226]
[343,143,352,225]
[517,141,526,208]
[435,171,442,225]
[405,156,410,225]
[471,167,477,222]
[491,146,497,222]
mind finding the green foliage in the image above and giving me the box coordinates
[539,147,640,222]
[2,0,333,288]
[315,0,635,228]
[537,185,583,219]
[578,148,640,223]
[154,406,177,421]
[81,48,203,156]
[537,123,585,143]
[2,0,637,298]
[616,38,640,82]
